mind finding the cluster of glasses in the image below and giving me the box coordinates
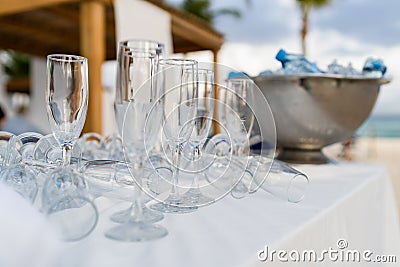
[104,39,310,242]
[0,40,309,243]
[0,54,97,242]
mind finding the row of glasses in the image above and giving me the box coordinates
[109,43,279,242]
[108,39,219,241]
[33,40,301,243]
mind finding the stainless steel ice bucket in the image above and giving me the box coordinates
[252,74,390,164]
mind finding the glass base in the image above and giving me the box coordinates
[181,188,214,206]
[105,222,168,242]
[110,205,164,224]
[230,181,249,199]
[150,195,198,214]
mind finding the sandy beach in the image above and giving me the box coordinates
[324,138,400,219]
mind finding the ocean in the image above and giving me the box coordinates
[357,115,400,138]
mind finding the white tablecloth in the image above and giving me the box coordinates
[1,162,399,267]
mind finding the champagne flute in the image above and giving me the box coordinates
[115,40,164,132]
[112,40,165,224]
[181,68,215,206]
[219,78,255,194]
[150,58,198,213]
[105,50,167,242]
[45,54,97,241]
[46,54,88,166]
[220,78,254,157]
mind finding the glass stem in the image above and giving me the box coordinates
[170,144,181,202]
[190,145,201,194]
[234,144,247,189]
[62,144,72,166]
[130,159,144,221]
[235,144,243,157]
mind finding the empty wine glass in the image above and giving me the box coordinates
[226,156,309,202]
[203,133,308,202]
[218,78,256,194]
[220,78,255,157]
[112,40,165,225]
[105,49,167,242]
[181,68,215,206]
[46,54,88,166]
[150,58,198,213]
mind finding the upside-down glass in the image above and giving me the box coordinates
[0,132,39,203]
[1,132,45,203]
[46,54,88,166]
[78,132,106,160]
[0,164,38,203]
[112,40,165,225]
[42,167,98,242]
[16,132,44,164]
[181,68,215,206]
[105,50,167,242]
[0,131,16,168]
[150,59,198,213]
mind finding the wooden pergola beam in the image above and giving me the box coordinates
[0,18,77,46]
[43,5,78,21]
[80,0,105,134]
[171,14,223,51]
[0,0,76,16]
[0,33,75,56]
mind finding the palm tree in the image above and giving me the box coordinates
[1,51,30,79]
[1,50,31,94]
[296,0,331,56]
[180,0,244,25]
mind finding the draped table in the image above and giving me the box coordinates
[1,162,399,267]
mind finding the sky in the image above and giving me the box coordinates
[168,0,400,115]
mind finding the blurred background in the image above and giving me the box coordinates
[164,0,400,216]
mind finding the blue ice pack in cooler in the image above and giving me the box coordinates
[362,57,387,77]
[275,49,324,74]
[227,71,250,79]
